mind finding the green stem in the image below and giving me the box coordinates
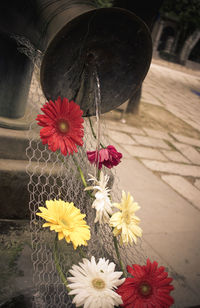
[72,155,95,199]
[72,155,87,188]
[78,246,86,259]
[88,117,105,148]
[97,169,101,181]
[53,235,71,292]
[113,235,127,277]
[57,151,95,199]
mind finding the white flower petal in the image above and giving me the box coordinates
[67,256,124,308]
[86,172,113,224]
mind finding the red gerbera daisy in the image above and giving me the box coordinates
[36,97,84,156]
[117,259,174,308]
[87,145,122,169]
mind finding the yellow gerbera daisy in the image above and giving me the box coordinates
[36,199,90,249]
[109,191,142,245]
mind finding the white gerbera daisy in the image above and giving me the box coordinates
[85,172,113,224]
[67,256,124,308]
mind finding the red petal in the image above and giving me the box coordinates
[48,135,59,152]
[157,277,174,287]
[40,126,55,137]
[42,104,57,121]
[36,114,53,126]
[36,97,84,155]
[87,151,96,163]
[48,100,58,117]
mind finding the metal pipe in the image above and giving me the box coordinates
[0,0,152,122]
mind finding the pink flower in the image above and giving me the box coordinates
[87,145,122,169]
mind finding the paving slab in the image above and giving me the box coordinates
[105,120,145,135]
[141,93,162,106]
[183,120,200,133]
[142,159,200,177]
[161,150,189,163]
[131,135,171,150]
[116,157,200,307]
[122,145,168,161]
[144,62,200,134]
[106,130,136,145]
[194,179,200,190]
[171,133,200,147]
[171,142,200,165]
[116,158,200,234]
[141,99,162,106]
[162,175,200,210]
[143,128,174,142]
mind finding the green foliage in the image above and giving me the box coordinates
[161,0,200,29]
[160,0,200,54]
[94,0,113,8]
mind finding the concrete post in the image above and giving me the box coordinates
[164,36,174,53]
[0,32,33,120]
[171,30,180,54]
[153,19,164,56]
[179,30,200,64]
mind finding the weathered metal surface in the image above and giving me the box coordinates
[41,7,152,116]
[0,1,152,119]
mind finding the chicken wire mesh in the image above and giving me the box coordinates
[25,61,148,308]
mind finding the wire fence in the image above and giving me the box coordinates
[25,59,149,307]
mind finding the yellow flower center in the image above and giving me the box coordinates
[92,278,105,289]
[123,211,130,224]
[139,282,152,297]
[58,120,69,133]
[59,217,72,229]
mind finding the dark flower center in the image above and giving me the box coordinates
[139,282,152,297]
[58,120,69,133]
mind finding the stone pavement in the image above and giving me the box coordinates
[143,60,200,132]
[103,60,200,307]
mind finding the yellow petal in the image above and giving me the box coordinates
[58,232,64,240]
[36,199,90,248]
